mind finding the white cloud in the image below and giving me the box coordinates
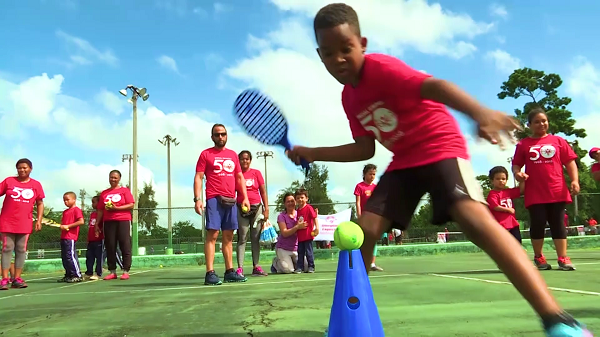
[489,4,508,20]
[485,49,521,74]
[95,89,126,115]
[156,55,180,74]
[55,30,119,67]
[268,0,494,59]
[213,2,231,13]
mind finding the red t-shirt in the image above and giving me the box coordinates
[87,211,103,242]
[589,219,598,227]
[237,168,264,205]
[0,177,45,234]
[512,135,578,208]
[342,53,469,172]
[354,181,376,215]
[592,163,600,173]
[296,204,317,242]
[487,188,521,229]
[98,187,135,221]
[196,147,242,200]
[61,206,83,241]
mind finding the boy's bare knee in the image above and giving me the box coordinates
[359,212,389,240]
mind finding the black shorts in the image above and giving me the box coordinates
[364,158,486,230]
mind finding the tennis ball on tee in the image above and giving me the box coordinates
[334,221,364,251]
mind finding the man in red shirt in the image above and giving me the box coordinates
[194,124,250,285]
[285,4,591,336]
[590,147,600,182]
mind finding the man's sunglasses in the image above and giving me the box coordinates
[212,132,227,137]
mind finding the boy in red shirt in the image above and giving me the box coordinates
[58,192,84,283]
[294,188,319,273]
[285,4,590,336]
[84,196,103,281]
[590,147,600,182]
[354,163,382,271]
[487,166,524,243]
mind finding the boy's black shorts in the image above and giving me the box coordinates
[364,157,486,230]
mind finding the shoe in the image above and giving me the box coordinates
[120,273,130,280]
[224,269,247,283]
[534,255,552,270]
[66,277,82,283]
[236,267,245,277]
[558,257,576,271]
[204,271,222,286]
[307,267,315,273]
[103,273,118,280]
[83,274,91,281]
[252,265,268,276]
[11,277,27,288]
[293,269,302,274]
[90,275,99,280]
[0,278,10,290]
[270,264,277,274]
[545,322,592,336]
[57,276,69,283]
[371,265,384,272]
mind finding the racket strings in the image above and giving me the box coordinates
[234,91,287,145]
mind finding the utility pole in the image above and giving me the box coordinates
[159,135,179,255]
[256,151,274,198]
[507,156,516,187]
[79,189,87,211]
[122,154,133,189]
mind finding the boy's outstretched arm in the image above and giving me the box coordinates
[287,136,375,164]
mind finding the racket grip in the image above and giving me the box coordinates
[300,158,310,177]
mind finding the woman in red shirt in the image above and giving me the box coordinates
[96,170,135,280]
[512,108,579,271]
[0,158,45,290]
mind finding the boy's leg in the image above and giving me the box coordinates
[60,239,70,277]
[95,241,104,276]
[296,241,306,272]
[85,242,94,276]
[65,239,82,279]
[235,209,250,270]
[305,240,315,270]
[509,227,523,244]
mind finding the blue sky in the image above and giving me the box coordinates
[1,0,599,224]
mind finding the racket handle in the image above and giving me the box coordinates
[300,158,310,177]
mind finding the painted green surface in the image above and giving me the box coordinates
[23,235,600,273]
[2,249,600,336]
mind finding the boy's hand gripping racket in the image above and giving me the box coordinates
[233,89,310,177]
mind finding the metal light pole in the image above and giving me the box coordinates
[256,151,273,197]
[122,154,133,188]
[507,156,516,187]
[118,85,149,256]
[159,135,179,255]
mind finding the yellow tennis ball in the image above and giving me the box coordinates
[334,221,364,251]
[241,206,249,213]
[159,265,163,268]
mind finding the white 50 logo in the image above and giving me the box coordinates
[10,187,34,200]
[359,108,398,143]
[500,198,513,208]
[529,144,556,161]
[213,159,235,173]
[105,194,122,203]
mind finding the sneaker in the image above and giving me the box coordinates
[293,269,302,274]
[104,273,118,280]
[120,273,130,280]
[558,256,576,271]
[252,266,268,276]
[224,269,247,283]
[236,267,245,277]
[535,255,552,270]
[545,322,592,337]
[11,277,28,288]
[204,270,222,286]
[90,275,99,281]
[307,267,315,273]
[0,278,10,290]
[66,277,82,283]
[371,265,384,272]
[270,264,277,274]
[83,274,91,281]
[57,276,69,283]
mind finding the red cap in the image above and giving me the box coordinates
[590,147,600,159]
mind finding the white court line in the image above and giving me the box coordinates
[55,270,153,290]
[430,273,600,296]
[14,273,411,298]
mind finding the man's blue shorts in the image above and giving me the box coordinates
[205,197,238,231]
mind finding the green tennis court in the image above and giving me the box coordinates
[2,249,600,337]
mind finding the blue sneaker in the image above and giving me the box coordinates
[204,271,222,286]
[545,322,593,337]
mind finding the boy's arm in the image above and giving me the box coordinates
[518,181,525,195]
[287,136,375,164]
[66,218,85,229]
[355,195,361,217]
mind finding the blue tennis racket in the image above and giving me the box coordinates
[233,88,310,177]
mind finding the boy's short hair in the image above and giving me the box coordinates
[92,195,100,201]
[64,191,77,199]
[313,3,361,40]
[294,188,309,198]
[488,166,509,180]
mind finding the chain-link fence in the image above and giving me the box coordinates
[27,193,600,259]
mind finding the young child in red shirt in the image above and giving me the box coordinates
[487,166,524,243]
[84,196,103,280]
[354,163,383,271]
[294,188,319,273]
[58,192,85,283]
[285,3,591,336]
[590,147,600,182]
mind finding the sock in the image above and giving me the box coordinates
[541,311,578,330]
[371,263,376,267]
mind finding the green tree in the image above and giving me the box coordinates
[476,174,492,197]
[274,164,335,215]
[138,183,159,232]
[173,220,202,238]
[350,205,358,223]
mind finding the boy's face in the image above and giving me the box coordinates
[92,198,98,209]
[316,23,367,85]
[529,113,549,135]
[592,151,600,161]
[492,173,508,190]
[295,194,308,206]
[63,194,76,207]
[364,169,376,183]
